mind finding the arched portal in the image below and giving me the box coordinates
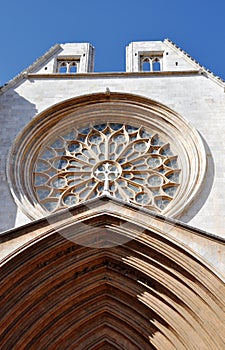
[1,197,224,349]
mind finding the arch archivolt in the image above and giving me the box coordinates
[1,209,224,350]
[7,92,206,220]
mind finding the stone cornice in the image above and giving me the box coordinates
[26,70,200,80]
[1,39,225,94]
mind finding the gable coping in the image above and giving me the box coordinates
[164,38,225,88]
[0,44,62,94]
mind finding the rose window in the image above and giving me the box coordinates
[33,123,181,213]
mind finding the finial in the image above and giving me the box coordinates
[105,87,110,95]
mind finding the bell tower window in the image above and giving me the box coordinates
[58,62,67,73]
[69,62,77,73]
[57,58,80,73]
[142,58,151,71]
[152,58,161,71]
[141,54,163,72]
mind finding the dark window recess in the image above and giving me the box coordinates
[142,60,151,72]
[59,65,67,73]
[69,64,77,73]
[153,60,161,71]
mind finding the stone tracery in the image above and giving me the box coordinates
[7,93,206,220]
[34,123,181,213]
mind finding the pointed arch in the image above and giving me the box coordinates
[152,58,161,71]
[1,202,224,349]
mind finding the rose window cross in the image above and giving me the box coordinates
[93,162,121,193]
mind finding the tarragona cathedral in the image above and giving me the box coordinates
[0,40,224,349]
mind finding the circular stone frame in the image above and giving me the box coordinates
[7,92,206,219]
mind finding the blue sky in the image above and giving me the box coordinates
[1,0,225,85]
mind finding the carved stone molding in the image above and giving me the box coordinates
[7,92,206,220]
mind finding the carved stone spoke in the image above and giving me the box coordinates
[33,122,180,213]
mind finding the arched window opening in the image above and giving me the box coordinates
[58,62,67,73]
[57,59,80,74]
[153,59,161,71]
[142,58,151,72]
[69,62,77,73]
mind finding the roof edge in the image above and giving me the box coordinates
[0,44,62,94]
[1,39,224,93]
[164,38,225,88]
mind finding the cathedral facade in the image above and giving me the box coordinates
[0,40,224,349]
